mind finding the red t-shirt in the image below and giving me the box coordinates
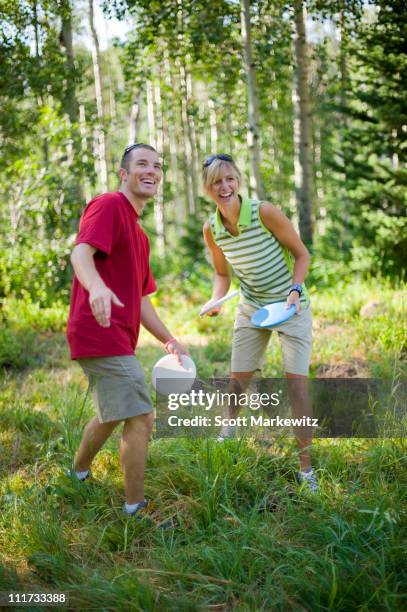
[67,191,156,359]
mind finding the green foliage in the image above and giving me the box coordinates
[175,208,210,271]
[0,239,73,306]
[0,281,406,606]
[317,1,407,278]
[0,0,405,601]
[0,2,96,306]
[1,398,406,608]
[1,297,68,332]
[0,297,68,370]
[150,201,212,293]
[0,327,39,370]
[0,103,92,304]
[350,209,406,278]
[1,0,405,312]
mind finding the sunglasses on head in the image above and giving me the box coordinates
[203,154,233,168]
[123,143,145,155]
[122,142,158,156]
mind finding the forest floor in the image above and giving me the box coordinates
[0,280,406,610]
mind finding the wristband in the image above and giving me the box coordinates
[164,338,177,352]
[288,283,303,297]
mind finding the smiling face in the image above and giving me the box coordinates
[205,162,241,208]
[119,147,162,202]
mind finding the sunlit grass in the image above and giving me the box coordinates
[0,280,406,608]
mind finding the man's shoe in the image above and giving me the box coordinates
[67,469,91,482]
[124,500,177,529]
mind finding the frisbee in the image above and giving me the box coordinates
[152,354,196,395]
[251,302,296,329]
[199,290,239,316]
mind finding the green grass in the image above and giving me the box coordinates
[0,280,406,610]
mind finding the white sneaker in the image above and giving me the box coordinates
[214,426,236,442]
[298,468,319,493]
[123,499,148,517]
[66,469,90,482]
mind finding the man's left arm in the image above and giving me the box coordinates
[141,296,189,363]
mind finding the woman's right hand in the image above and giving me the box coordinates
[199,300,222,317]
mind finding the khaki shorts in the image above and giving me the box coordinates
[78,355,153,423]
[231,303,312,376]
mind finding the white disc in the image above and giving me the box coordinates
[152,354,196,395]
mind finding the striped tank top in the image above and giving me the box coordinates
[209,197,309,309]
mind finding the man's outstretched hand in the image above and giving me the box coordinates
[89,280,124,327]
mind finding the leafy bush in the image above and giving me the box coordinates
[0,298,68,370]
[0,238,74,307]
[349,209,407,278]
[1,297,68,332]
[0,327,40,369]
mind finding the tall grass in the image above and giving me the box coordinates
[0,280,406,610]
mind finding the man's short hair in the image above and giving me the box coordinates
[120,143,157,171]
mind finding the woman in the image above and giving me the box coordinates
[201,153,317,492]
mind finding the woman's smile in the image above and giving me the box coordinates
[209,174,240,207]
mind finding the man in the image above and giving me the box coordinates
[66,143,187,516]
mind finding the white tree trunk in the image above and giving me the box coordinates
[293,0,313,245]
[337,9,350,240]
[186,65,200,193]
[128,92,142,145]
[240,0,266,200]
[292,82,302,219]
[79,104,92,202]
[178,57,196,214]
[103,19,117,123]
[168,56,190,222]
[198,98,207,157]
[146,78,165,256]
[59,0,86,207]
[146,80,156,149]
[164,52,184,226]
[88,0,108,192]
[154,75,166,256]
[60,0,79,125]
[208,97,218,153]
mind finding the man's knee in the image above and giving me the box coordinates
[143,412,155,432]
[125,412,154,434]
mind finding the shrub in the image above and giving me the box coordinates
[1,298,68,333]
[0,327,40,370]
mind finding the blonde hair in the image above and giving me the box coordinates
[202,158,241,194]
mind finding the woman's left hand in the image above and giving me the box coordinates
[286,291,301,314]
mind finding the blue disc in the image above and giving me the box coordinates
[251,307,270,326]
[251,302,296,328]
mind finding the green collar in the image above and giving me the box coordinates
[214,196,252,236]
